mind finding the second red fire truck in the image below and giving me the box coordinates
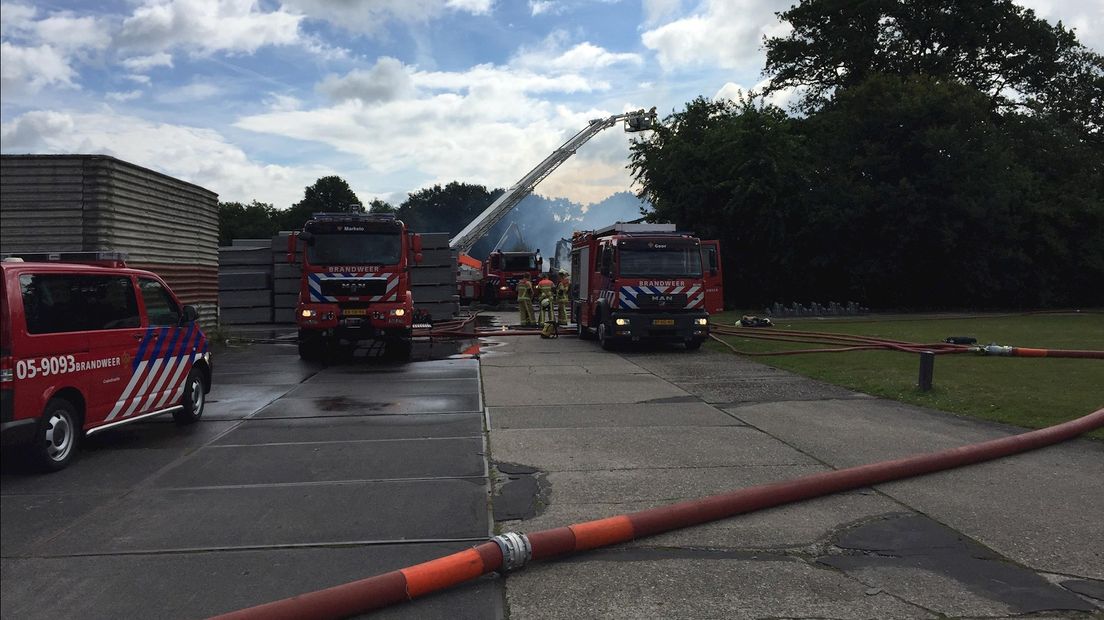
[571,223,711,350]
[288,213,422,360]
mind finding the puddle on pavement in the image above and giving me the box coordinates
[492,461,549,522]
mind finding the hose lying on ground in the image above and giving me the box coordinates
[709,325,1104,359]
[211,407,1104,620]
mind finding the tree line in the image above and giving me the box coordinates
[631,0,1102,309]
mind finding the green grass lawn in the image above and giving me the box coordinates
[708,311,1104,439]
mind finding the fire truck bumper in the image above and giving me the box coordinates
[608,311,709,342]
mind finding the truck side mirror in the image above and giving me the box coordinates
[298,230,314,245]
[412,234,423,253]
[490,255,501,269]
[181,305,199,324]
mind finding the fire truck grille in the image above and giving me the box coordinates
[320,278,388,297]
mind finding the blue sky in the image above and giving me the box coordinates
[2,0,1100,209]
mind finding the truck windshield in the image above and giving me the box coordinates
[504,255,536,271]
[619,245,703,278]
[307,233,402,265]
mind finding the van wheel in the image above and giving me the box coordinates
[32,398,79,472]
[173,368,206,425]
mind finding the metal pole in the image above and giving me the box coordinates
[918,351,935,391]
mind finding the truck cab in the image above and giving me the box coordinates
[481,250,542,304]
[289,213,421,360]
[572,223,710,350]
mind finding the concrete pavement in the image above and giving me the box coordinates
[1,342,502,620]
[483,314,1103,618]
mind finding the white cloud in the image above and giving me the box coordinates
[642,0,683,25]
[126,74,153,85]
[155,82,223,103]
[0,42,77,97]
[32,13,112,52]
[106,90,144,102]
[513,36,643,74]
[0,3,36,37]
[1,110,330,206]
[235,58,640,204]
[0,110,74,149]
[122,52,175,72]
[642,0,787,71]
[529,1,559,16]
[117,0,303,55]
[714,78,800,109]
[1015,0,1104,51]
[318,57,416,103]
[279,0,493,34]
[446,0,494,14]
[266,93,302,111]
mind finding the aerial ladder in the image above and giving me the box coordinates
[448,108,658,254]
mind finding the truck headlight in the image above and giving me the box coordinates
[301,309,317,318]
[615,318,629,326]
[694,318,708,325]
[391,308,405,317]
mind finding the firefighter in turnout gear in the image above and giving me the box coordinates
[556,275,570,325]
[537,274,555,336]
[516,275,535,326]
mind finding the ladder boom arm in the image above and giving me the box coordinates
[449,110,654,254]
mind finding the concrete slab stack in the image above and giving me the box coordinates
[0,154,219,327]
[218,245,272,324]
[411,232,459,322]
[271,232,300,324]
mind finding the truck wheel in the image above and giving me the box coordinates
[298,331,322,361]
[598,321,616,351]
[173,367,206,424]
[385,338,413,361]
[31,398,79,472]
[482,285,498,306]
[576,307,594,340]
[685,339,703,351]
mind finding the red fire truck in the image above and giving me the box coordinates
[571,223,711,350]
[480,250,542,304]
[288,213,422,360]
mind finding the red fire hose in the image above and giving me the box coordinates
[709,325,1104,359]
[212,407,1104,620]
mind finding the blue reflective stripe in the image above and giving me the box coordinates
[132,327,155,370]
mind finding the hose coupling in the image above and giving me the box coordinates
[492,532,532,572]
[976,344,1014,356]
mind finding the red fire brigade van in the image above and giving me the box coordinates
[0,252,211,471]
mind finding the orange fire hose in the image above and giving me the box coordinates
[212,407,1104,620]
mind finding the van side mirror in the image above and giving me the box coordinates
[181,305,199,324]
[412,234,423,253]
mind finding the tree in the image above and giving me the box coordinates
[630,96,812,306]
[218,200,279,245]
[279,176,363,230]
[368,198,395,213]
[396,182,502,247]
[764,0,1102,131]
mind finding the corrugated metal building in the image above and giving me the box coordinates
[0,154,219,326]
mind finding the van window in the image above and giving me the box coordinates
[138,278,181,326]
[20,274,140,334]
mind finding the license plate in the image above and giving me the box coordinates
[343,309,368,316]
[652,319,675,326]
